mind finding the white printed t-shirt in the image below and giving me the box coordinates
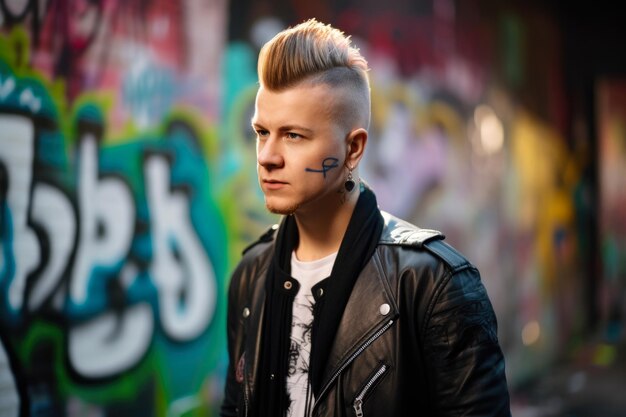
[286,250,337,417]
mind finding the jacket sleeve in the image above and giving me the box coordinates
[422,263,511,416]
[220,264,246,417]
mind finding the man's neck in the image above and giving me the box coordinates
[293,191,359,261]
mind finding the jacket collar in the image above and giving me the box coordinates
[379,211,443,246]
[243,211,443,255]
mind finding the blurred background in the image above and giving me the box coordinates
[0,0,624,416]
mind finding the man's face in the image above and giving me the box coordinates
[252,83,348,215]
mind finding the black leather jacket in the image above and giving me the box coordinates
[221,212,511,416]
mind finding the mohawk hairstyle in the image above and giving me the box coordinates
[257,18,369,91]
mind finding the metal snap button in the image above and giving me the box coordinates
[284,281,293,290]
[379,303,391,316]
[242,307,250,318]
[317,288,324,297]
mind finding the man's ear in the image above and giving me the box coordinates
[345,128,367,168]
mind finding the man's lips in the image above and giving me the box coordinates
[262,179,288,190]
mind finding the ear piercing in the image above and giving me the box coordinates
[344,165,356,192]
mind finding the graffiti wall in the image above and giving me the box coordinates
[0,0,599,415]
[0,0,260,416]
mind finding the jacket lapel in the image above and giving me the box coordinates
[320,252,398,387]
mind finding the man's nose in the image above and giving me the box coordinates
[257,137,284,169]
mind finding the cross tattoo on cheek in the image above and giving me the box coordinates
[305,157,339,178]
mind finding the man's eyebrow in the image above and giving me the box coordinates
[279,125,314,134]
[251,122,314,135]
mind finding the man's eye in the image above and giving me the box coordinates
[286,132,301,140]
[256,129,269,137]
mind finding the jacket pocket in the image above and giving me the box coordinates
[352,363,388,417]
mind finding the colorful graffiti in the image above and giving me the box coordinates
[0,0,238,413]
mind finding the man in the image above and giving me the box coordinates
[221,18,510,417]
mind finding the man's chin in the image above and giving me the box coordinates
[265,202,299,216]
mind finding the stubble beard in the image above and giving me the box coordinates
[264,183,348,216]
[265,201,300,216]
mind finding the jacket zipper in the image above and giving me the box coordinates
[353,364,388,417]
[243,364,249,417]
[312,319,394,414]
